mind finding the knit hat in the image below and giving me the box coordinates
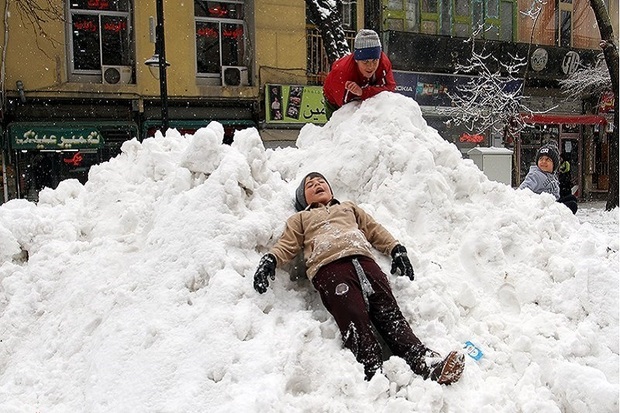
[294,172,332,211]
[536,143,560,171]
[354,29,382,61]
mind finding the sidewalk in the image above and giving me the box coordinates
[579,200,607,210]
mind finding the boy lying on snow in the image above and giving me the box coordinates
[253,172,465,384]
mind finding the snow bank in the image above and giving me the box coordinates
[0,92,617,412]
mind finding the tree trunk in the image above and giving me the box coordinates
[589,0,619,210]
[305,0,350,66]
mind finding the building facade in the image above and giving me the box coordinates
[373,0,617,198]
[0,0,617,202]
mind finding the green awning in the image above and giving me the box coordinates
[8,121,138,150]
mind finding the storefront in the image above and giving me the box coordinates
[511,114,608,197]
[392,71,523,155]
[7,121,138,201]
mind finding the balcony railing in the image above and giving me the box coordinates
[306,27,356,85]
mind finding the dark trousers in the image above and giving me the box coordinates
[558,194,578,214]
[312,256,425,378]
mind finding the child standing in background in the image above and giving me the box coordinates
[519,143,578,214]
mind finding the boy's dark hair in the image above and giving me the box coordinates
[294,172,331,211]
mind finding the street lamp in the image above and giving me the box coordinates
[144,0,169,132]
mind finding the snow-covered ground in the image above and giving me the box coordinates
[0,93,617,412]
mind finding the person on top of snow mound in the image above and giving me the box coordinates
[253,172,465,384]
[519,142,578,214]
[322,29,396,120]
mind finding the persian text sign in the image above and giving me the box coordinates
[265,84,327,124]
[10,124,104,150]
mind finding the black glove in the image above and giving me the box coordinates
[253,253,277,294]
[390,245,414,281]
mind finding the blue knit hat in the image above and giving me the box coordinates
[354,29,382,61]
[294,172,332,211]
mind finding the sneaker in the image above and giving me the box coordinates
[429,351,465,385]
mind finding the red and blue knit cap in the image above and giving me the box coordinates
[353,29,382,61]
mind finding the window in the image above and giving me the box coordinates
[420,0,439,34]
[341,0,357,30]
[498,1,513,41]
[381,0,514,40]
[453,0,471,37]
[558,0,573,47]
[384,0,416,31]
[195,1,246,78]
[68,1,133,76]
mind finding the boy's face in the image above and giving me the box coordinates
[537,155,554,173]
[304,176,333,206]
[356,59,380,78]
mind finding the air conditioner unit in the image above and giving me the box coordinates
[221,66,249,86]
[102,65,133,85]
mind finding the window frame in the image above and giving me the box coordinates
[194,0,247,79]
[383,0,416,31]
[557,0,573,47]
[452,0,471,37]
[381,0,515,40]
[66,1,134,83]
[420,0,440,34]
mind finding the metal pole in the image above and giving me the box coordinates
[156,0,169,132]
[1,149,8,202]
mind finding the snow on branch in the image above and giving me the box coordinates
[440,26,535,135]
[559,57,612,99]
[519,0,546,20]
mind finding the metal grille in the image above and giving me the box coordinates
[306,28,356,85]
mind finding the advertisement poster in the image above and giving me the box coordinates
[266,84,326,124]
[394,71,469,106]
[394,71,522,107]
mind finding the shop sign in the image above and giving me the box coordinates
[561,51,580,75]
[265,84,327,124]
[530,48,548,72]
[10,124,104,150]
[459,133,485,143]
[599,91,614,113]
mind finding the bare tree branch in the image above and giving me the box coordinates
[14,0,64,51]
[559,57,611,99]
[440,25,536,136]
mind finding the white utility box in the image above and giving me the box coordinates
[467,147,514,185]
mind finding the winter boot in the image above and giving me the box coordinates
[428,351,465,385]
[405,346,441,377]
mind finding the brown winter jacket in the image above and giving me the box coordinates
[269,199,400,279]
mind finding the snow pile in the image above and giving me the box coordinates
[0,93,617,412]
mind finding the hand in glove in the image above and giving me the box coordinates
[253,253,277,294]
[390,245,414,281]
